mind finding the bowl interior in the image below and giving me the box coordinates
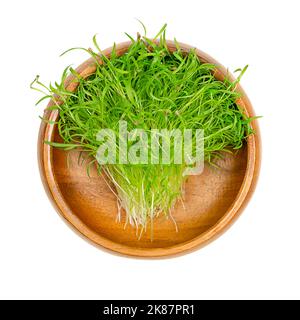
[51,126,247,248]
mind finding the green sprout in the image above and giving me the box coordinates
[32,24,254,236]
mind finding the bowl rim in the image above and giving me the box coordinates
[38,40,261,258]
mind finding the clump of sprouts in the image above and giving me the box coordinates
[31,24,253,235]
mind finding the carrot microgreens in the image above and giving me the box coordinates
[32,24,253,235]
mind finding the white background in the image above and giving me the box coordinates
[0,0,299,300]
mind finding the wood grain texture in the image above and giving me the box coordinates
[38,41,261,258]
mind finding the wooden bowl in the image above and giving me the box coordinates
[38,41,261,258]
